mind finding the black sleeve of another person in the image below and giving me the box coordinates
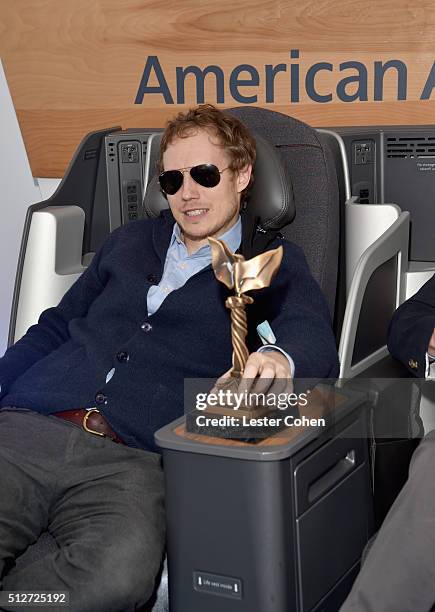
[387,274,435,377]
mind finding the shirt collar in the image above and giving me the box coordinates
[171,216,242,256]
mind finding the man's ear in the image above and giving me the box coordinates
[236,165,252,193]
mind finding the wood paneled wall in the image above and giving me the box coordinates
[1,0,435,176]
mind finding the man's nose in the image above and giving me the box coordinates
[180,171,199,199]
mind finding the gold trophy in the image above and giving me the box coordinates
[209,237,283,380]
[186,237,284,437]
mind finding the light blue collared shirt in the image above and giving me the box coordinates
[147,218,242,316]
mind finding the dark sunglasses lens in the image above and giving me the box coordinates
[190,164,221,188]
[159,170,183,195]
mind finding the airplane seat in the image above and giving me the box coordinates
[6,106,412,611]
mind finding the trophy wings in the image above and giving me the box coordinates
[208,237,283,294]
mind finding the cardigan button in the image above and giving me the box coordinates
[147,273,159,283]
[116,351,130,363]
[141,322,152,332]
[95,391,107,405]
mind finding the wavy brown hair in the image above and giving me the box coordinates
[159,104,256,203]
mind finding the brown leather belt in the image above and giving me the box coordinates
[53,408,125,444]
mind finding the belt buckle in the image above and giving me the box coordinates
[83,408,105,437]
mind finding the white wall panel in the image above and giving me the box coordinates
[0,59,41,354]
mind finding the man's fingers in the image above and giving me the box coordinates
[238,354,263,394]
[251,362,277,394]
[239,352,291,395]
[211,353,293,402]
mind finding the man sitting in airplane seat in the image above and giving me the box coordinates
[0,104,339,612]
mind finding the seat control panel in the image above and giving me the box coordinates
[105,129,163,231]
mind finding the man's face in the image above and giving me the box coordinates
[162,129,252,253]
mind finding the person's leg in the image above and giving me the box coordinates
[341,430,435,612]
[2,413,165,612]
[0,409,61,580]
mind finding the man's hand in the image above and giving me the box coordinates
[217,351,293,396]
[429,328,435,356]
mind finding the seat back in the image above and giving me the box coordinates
[230,108,341,315]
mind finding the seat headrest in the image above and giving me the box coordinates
[143,131,295,230]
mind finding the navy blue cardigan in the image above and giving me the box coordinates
[0,212,339,450]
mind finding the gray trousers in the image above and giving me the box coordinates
[0,409,165,612]
[341,429,435,612]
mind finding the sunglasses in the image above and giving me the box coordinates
[158,164,229,195]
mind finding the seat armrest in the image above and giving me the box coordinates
[12,205,88,343]
[339,208,410,378]
[345,197,404,293]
